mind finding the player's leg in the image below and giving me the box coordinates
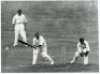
[32,48,39,65]
[83,50,89,65]
[70,51,80,63]
[13,25,19,46]
[41,46,54,65]
[84,56,88,65]
[19,24,27,43]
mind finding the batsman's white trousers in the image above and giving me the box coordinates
[32,45,54,64]
[14,24,27,46]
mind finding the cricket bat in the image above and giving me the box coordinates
[18,40,35,48]
[18,40,42,48]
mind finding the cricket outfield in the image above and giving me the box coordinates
[1,1,99,72]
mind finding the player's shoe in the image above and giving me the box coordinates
[13,44,17,47]
[84,63,88,65]
[32,63,36,65]
[70,60,74,64]
[50,61,54,65]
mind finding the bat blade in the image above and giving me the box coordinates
[18,40,33,48]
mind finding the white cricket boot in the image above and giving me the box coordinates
[50,61,54,65]
[70,60,75,64]
[13,44,17,47]
[32,62,36,65]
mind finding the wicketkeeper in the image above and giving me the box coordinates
[32,32,54,65]
[70,37,90,65]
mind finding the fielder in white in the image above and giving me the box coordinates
[32,32,54,65]
[70,37,90,65]
[12,9,27,46]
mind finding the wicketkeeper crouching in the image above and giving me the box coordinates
[32,32,54,65]
[70,37,90,65]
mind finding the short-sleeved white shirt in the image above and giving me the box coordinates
[12,14,27,24]
[32,36,47,46]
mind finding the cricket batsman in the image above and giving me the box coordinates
[70,37,90,65]
[32,32,54,65]
[12,9,27,46]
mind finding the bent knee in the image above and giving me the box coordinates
[75,51,80,57]
[41,52,48,57]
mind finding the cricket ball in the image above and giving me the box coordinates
[5,47,9,51]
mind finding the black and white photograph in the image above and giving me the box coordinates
[1,0,99,72]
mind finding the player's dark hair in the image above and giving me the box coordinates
[34,32,40,39]
[17,9,22,15]
[79,37,84,43]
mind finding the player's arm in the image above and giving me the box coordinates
[32,38,36,45]
[32,38,39,49]
[12,15,16,31]
[36,36,47,47]
[23,15,27,31]
[43,39,47,46]
[77,42,82,53]
[85,41,90,51]
[41,36,47,46]
[24,15,27,25]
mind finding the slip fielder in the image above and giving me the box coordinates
[12,9,27,46]
[32,32,54,65]
[70,37,90,65]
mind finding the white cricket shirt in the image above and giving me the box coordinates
[33,36,47,46]
[12,14,27,24]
